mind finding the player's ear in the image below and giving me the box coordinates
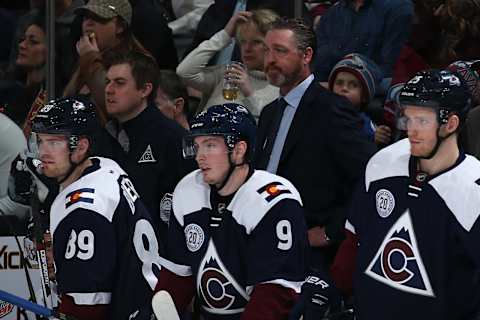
[72,137,90,162]
[445,114,460,134]
[233,141,247,164]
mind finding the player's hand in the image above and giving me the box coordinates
[308,226,330,247]
[289,269,343,320]
[24,158,58,204]
[9,157,34,205]
[225,62,253,97]
[374,125,392,145]
[76,33,99,56]
[224,11,252,37]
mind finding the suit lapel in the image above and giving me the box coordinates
[279,82,319,163]
[258,102,278,150]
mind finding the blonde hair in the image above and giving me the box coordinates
[236,9,280,40]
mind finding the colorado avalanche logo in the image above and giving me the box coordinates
[197,240,249,314]
[365,210,435,297]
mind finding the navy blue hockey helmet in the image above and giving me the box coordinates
[32,95,99,151]
[398,69,472,125]
[183,103,257,160]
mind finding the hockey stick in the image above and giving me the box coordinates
[151,290,180,320]
[0,289,76,320]
[322,308,355,320]
[0,210,43,320]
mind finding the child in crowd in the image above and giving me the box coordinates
[328,53,391,145]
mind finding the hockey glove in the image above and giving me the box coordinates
[290,268,347,320]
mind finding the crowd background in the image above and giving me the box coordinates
[0,0,480,318]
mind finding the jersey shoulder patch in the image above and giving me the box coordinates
[228,170,302,234]
[172,170,211,226]
[429,155,480,231]
[365,138,411,191]
[50,158,122,234]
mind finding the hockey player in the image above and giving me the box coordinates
[31,96,163,320]
[331,69,480,319]
[154,103,308,320]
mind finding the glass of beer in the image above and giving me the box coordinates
[222,62,245,101]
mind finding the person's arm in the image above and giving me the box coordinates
[154,267,195,314]
[64,35,108,123]
[241,283,297,320]
[169,3,211,36]
[330,180,365,297]
[378,0,414,78]
[313,7,339,81]
[323,95,376,242]
[245,199,308,320]
[53,208,117,320]
[58,294,108,320]
[154,199,195,314]
[78,50,108,123]
[176,11,251,93]
[330,228,358,297]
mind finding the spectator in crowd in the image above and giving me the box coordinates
[169,0,213,36]
[168,0,213,58]
[177,9,280,120]
[156,69,192,130]
[154,103,307,320]
[104,51,193,243]
[389,0,441,85]
[7,0,83,92]
[63,0,151,124]
[332,69,480,320]
[185,0,312,63]
[0,13,50,132]
[0,114,27,216]
[314,0,414,85]
[448,60,480,159]
[130,0,179,70]
[436,0,480,66]
[255,19,376,268]
[328,53,390,144]
[31,96,161,320]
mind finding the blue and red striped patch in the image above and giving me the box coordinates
[65,188,95,208]
[257,182,292,202]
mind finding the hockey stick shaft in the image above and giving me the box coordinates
[152,290,180,320]
[0,289,75,320]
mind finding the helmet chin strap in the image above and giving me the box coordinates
[57,153,89,185]
[419,126,455,160]
[213,151,247,192]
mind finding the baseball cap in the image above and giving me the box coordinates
[76,0,132,25]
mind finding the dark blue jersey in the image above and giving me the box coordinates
[347,139,480,320]
[163,169,308,319]
[50,157,163,319]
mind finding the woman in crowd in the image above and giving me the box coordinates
[176,9,279,120]
[0,13,49,132]
[63,0,151,124]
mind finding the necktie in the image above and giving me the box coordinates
[106,121,130,153]
[257,98,288,169]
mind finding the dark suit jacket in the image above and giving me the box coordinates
[255,80,377,242]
